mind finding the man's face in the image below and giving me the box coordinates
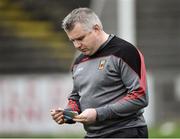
[66,23,100,56]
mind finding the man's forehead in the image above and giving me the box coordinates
[72,23,86,32]
[67,23,87,38]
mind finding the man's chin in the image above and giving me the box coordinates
[82,51,90,56]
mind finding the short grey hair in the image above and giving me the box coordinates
[62,7,103,32]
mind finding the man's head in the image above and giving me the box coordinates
[62,7,103,32]
[62,8,108,56]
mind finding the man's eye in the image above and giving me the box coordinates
[70,39,74,43]
[77,36,85,41]
[77,38,82,41]
[70,35,85,42]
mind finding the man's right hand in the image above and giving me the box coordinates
[51,109,65,124]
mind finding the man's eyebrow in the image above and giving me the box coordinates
[70,35,85,42]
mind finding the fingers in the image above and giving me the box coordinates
[55,113,64,124]
[73,108,97,124]
[73,115,87,123]
[73,118,86,122]
[50,109,65,124]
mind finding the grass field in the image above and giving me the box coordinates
[149,123,180,138]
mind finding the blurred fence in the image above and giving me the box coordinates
[0,74,84,135]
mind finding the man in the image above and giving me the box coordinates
[51,7,149,138]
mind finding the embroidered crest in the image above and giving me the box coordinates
[98,59,106,70]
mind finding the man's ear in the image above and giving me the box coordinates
[93,24,101,31]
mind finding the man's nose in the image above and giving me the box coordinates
[74,40,82,49]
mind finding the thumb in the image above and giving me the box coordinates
[73,114,87,122]
[74,114,86,119]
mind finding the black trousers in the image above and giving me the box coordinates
[85,126,148,138]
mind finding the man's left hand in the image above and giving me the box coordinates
[73,108,97,124]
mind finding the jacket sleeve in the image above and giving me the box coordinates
[64,64,81,124]
[96,48,149,121]
[66,89,81,113]
[63,78,81,124]
[65,58,81,113]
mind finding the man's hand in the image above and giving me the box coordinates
[73,108,97,124]
[50,108,65,125]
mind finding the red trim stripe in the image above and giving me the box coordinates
[68,99,81,112]
[123,50,147,101]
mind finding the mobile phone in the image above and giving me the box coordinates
[56,109,78,120]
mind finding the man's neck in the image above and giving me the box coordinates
[99,31,109,47]
[88,31,109,56]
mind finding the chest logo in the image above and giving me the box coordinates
[98,59,106,70]
[76,67,83,73]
